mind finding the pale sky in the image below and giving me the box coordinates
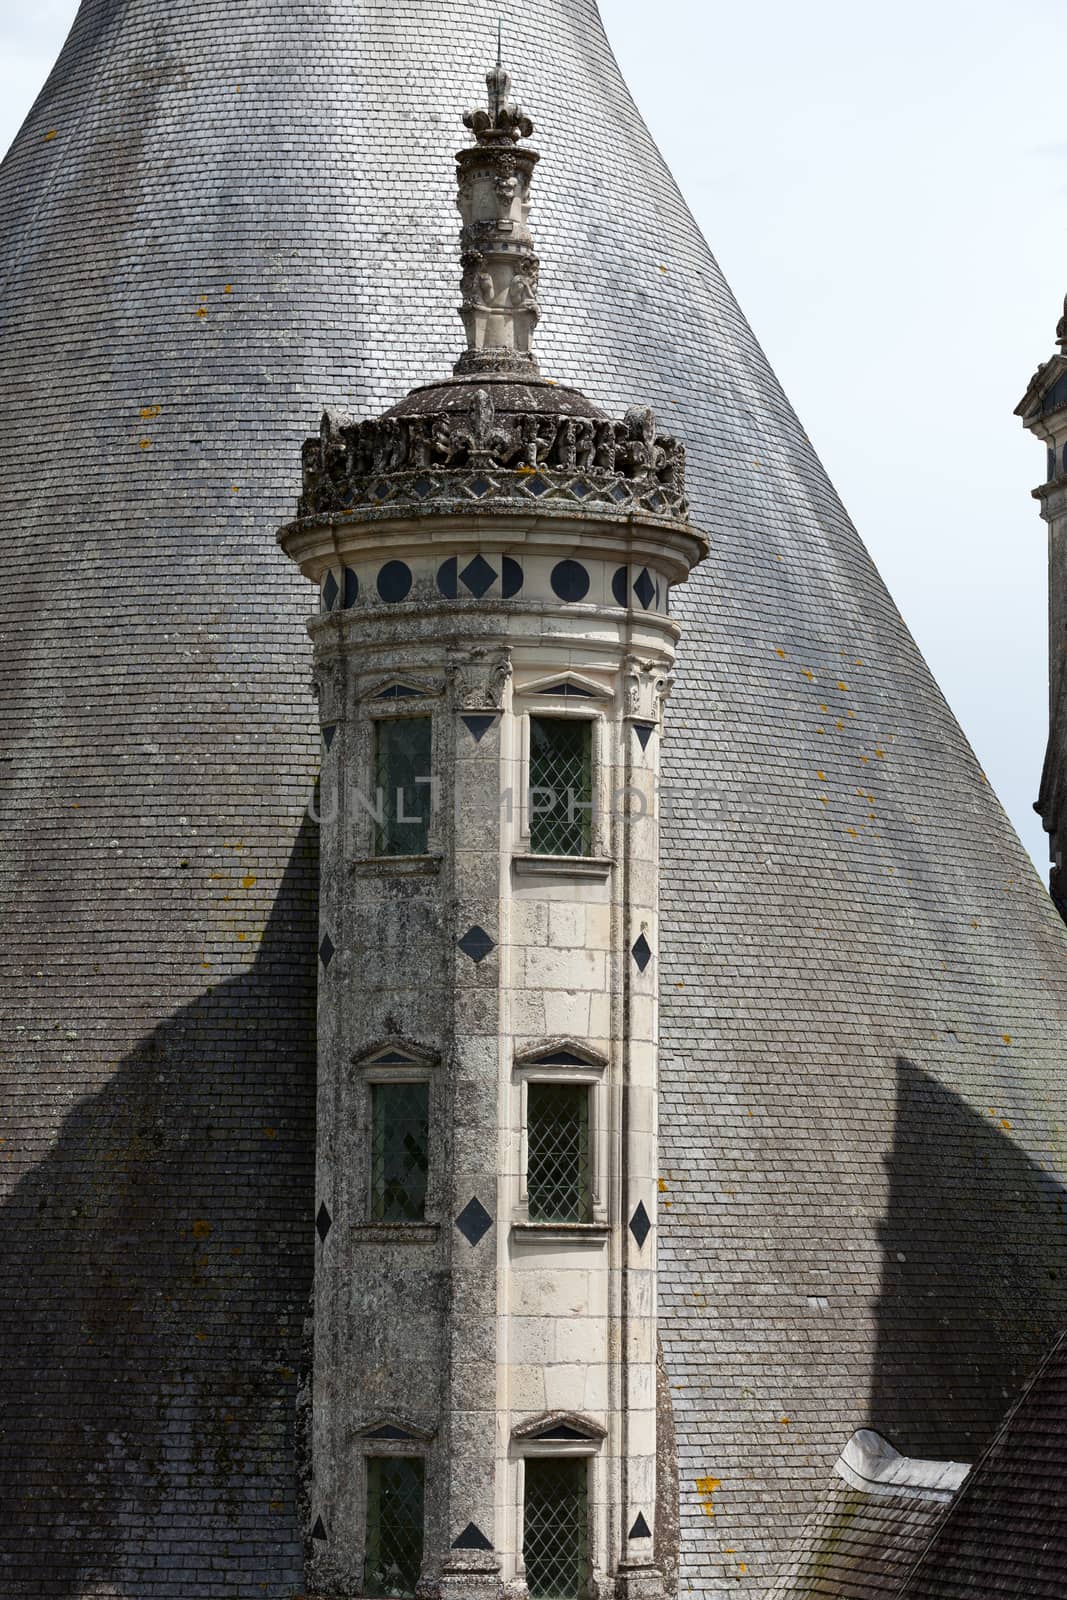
[3,1,1065,875]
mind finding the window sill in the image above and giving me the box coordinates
[349,854,441,877]
[511,854,612,881]
[352,1222,440,1244]
[511,1221,611,1244]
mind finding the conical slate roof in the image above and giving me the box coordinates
[2,2,1067,1595]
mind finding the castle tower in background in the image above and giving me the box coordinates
[5,2,1067,1595]
[1016,300,1067,911]
[282,63,704,1599]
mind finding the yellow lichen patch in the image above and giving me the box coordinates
[1002,1034,1012,1045]
[140,405,161,421]
[196,306,208,318]
[44,129,58,142]
[846,828,858,839]
[855,658,863,666]
[1000,1119,1011,1131]
[874,748,886,759]
[695,1476,721,1517]
[819,704,828,713]
[194,1330,207,1342]
[837,681,848,692]
[232,485,240,493]
[802,669,814,681]
[817,771,826,782]
[780,1415,790,1426]
[658,264,668,273]
[658,1177,667,1192]
[192,1219,212,1239]
[775,648,786,659]
[139,438,152,450]
[819,796,828,806]
[835,720,844,731]
[860,755,869,765]
[241,874,257,889]
[237,932,246,942]
[268,1499,284,1514]
[816,727,825,736]
[264,1127,278,1141]
[224,283,233,294]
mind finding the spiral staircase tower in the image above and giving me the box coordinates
[2,3,1067,1597]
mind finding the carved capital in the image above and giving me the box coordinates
[447,646,513,711]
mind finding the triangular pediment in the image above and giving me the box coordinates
[512,1410,607,1443]
[515,1037,608,1069]
[352,1038,439,1069]
[367,675,435,701]
[357,1413,435,1443]
[518,670,612,701]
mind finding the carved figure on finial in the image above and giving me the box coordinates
[1057,293,1067,352]
[463,49,535,145]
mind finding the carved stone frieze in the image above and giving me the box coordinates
[297,390,688,523]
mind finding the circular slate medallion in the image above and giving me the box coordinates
[342,567,359,608]
[611,565,628,607]
[501,556,523,599]
[437,556,458,599]
[377,560,413,603]
[551,559,590,603]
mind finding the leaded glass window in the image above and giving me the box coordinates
[371,1082,429,1221]
[375,716,432,856]
[524,1457,589,1600]
[528,716,593,857]
[365,1455,425,1598]
[527,1082,592,1223]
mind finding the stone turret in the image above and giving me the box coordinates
[1016,296,1067,913]
[280,57,705,1600]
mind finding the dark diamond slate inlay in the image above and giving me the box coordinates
[316,1201,332,1242]
[437,556,458,598]
[551,559,590,603]
[377,559,413,603]
[460,554,496,598]
[633,567,656,609]
[629,1200,651,1249]
[612,565,629,607]
[322,570,338,611]
[322,724,337,752]
[462,714,498,744]
[458,925,495,964]
[312,1516,327,1542]
[452,1522,494,1552]
[633,722,655,751]
[629,1513,651,1540]
[319,933,335,968]
[631,933,652,972]
[501,556,523,598]
[455,1196,493,1246]
[342,566,359,607]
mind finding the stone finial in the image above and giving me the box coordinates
[455,57,541,374]
[1057,293,1067,353]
